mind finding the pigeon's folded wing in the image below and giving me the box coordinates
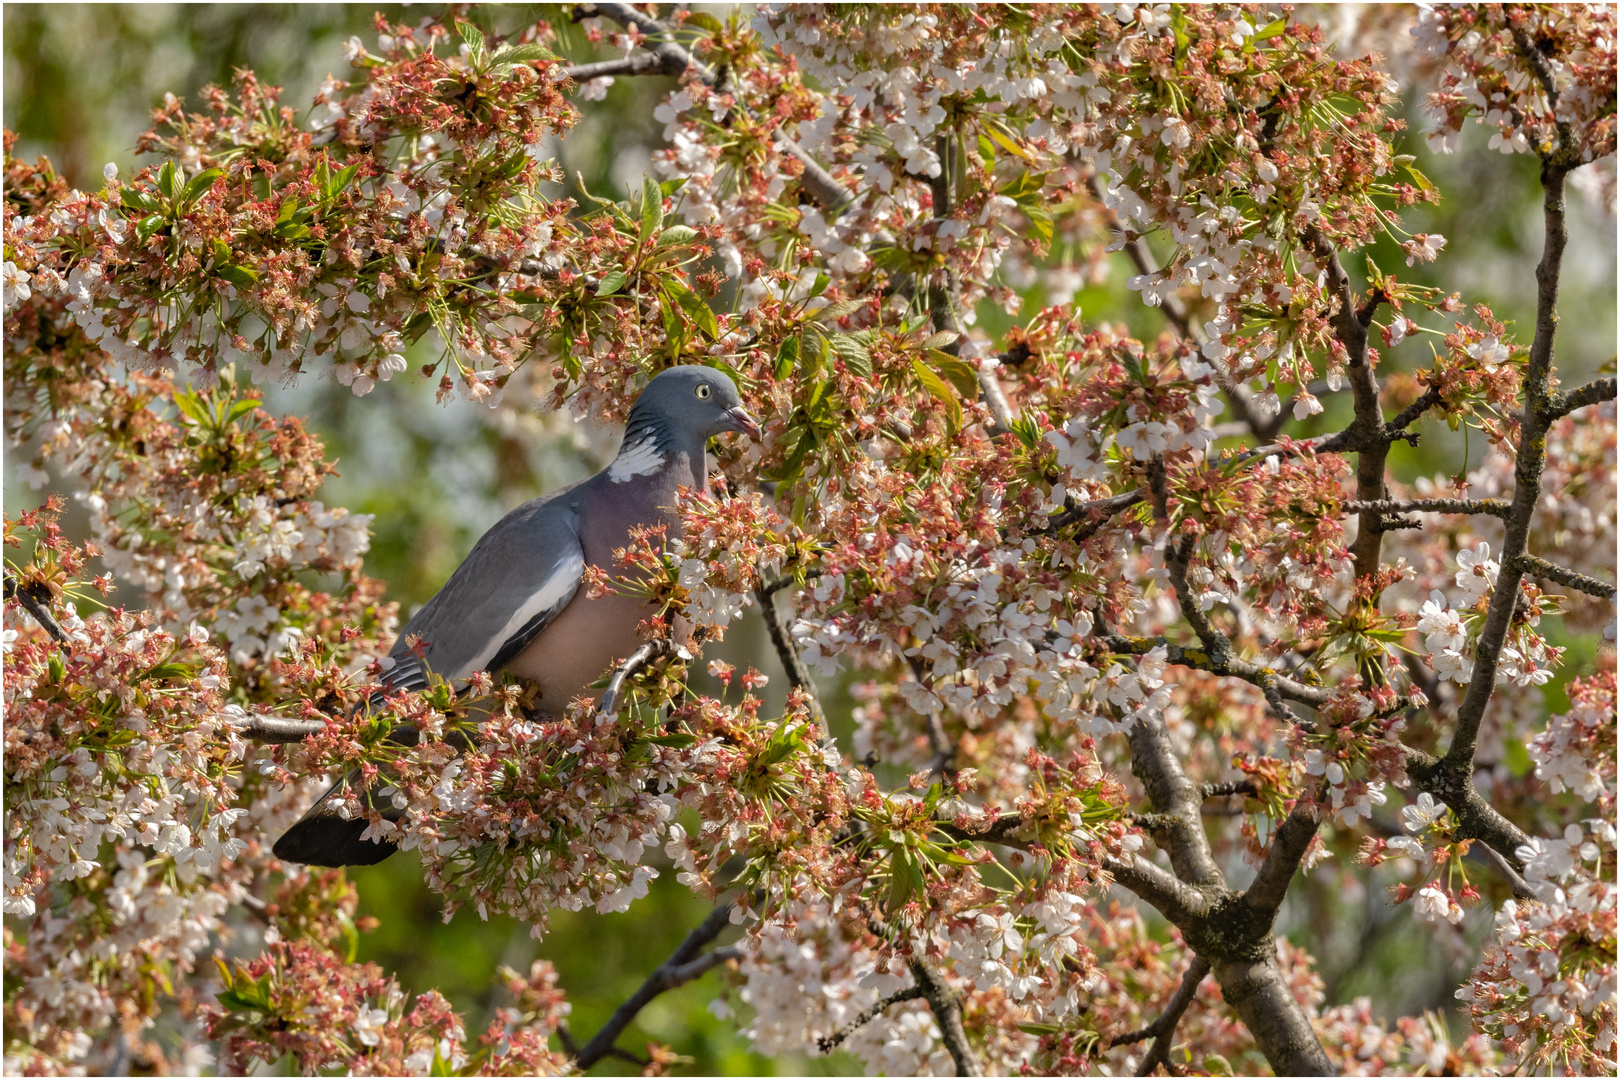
[273,495,585,867]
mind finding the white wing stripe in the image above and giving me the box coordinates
[456,550,585,678]
[609,437,664,482]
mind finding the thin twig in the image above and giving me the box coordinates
[1200,780,1258,800]
[816,986,927,1053]
[1542,375,1616,422]
[573,900,738,1069]
[1108,954,1211,1078]
[907,961,982,1076]
[231,715,329,743]
[1342,498,1512,519]
[1511,553,1617,599]
[3,570,71,644]
[573,3,852,213]
[754,583,824,724]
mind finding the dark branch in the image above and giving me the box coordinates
[1240,803,1320,920]
[1101,854,1214,928]
[574,900,738,1070]
[574,3,852,214]
[1404,746,1533,870]
[907,960,982,1076]
[1342,498,1511,519]
[1108,954,1211,1077]
[560,52,680,81]
[1200,780,1258,800]
[1512,553,1617,599]
[3,570,71,644]
[231,715,329,744]
[1098,624,1332,708]
[1383,385,1443,437]
[755,584,816,694]
[816,987,927,1053]
[1543,375,1616,422]
[1443,136,1572,772]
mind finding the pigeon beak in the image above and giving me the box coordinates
[727,406,761,439]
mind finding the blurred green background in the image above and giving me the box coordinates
[4,4,1614,1075]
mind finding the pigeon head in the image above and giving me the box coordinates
[628,365,759,441]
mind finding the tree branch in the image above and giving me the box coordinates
[3,570,71,645]
[1443,142,1572,772]
[1404,745,1533,870]
[230,715,329,743]
[561,52,681,82]
[1542,375,1616,422]
[1240,803,1320,921]
[1101,854,1214,928]
[1098,623,1332,708]
[1342,498,1511,519]
[573,3,852,214]
[573,899,738,1070]
[816,986,927,1054]
[1200,780,1258,800]
[1383,385,1443,437]
[907,960,981,1076]
[1210,957,1334,1076]
[1511,553,1616,599]
[1108,954,1211,1077]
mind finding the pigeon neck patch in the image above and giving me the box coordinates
[609,434,666,482]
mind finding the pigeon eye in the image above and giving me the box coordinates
[695,384,711,399]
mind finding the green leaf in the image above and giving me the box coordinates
[658,289,685,357]
[217,263,260,288]
[640,175,663,243]
[121,189,165,213]
[655,224,699,248]
[595,270,628,296]
[774,336,799,380]
[827,333,872,377]
[815,298,865,322]
[919,330,959,351]
[684,10,724,33]
[666,277,718,339]
[178,167,223,208]
[226,398,261,425]
[135,214,166,244]
[977,132,997,166]
[983,120,1035,163]
[1251,16,1288,42]
[173,388,209,425]
[911,356,962,433]
[1404,163,1437,196]
[644,732,698,748]
[808,272,830,298]
[927,350,980,397]
[886,850,915,913]
[156,161,181,202]
[334,162,360,194]
[1021,202,1054,245]
[457,20,486,59]
[490,42,558,67]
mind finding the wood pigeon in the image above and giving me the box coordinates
[273,366,758,867]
